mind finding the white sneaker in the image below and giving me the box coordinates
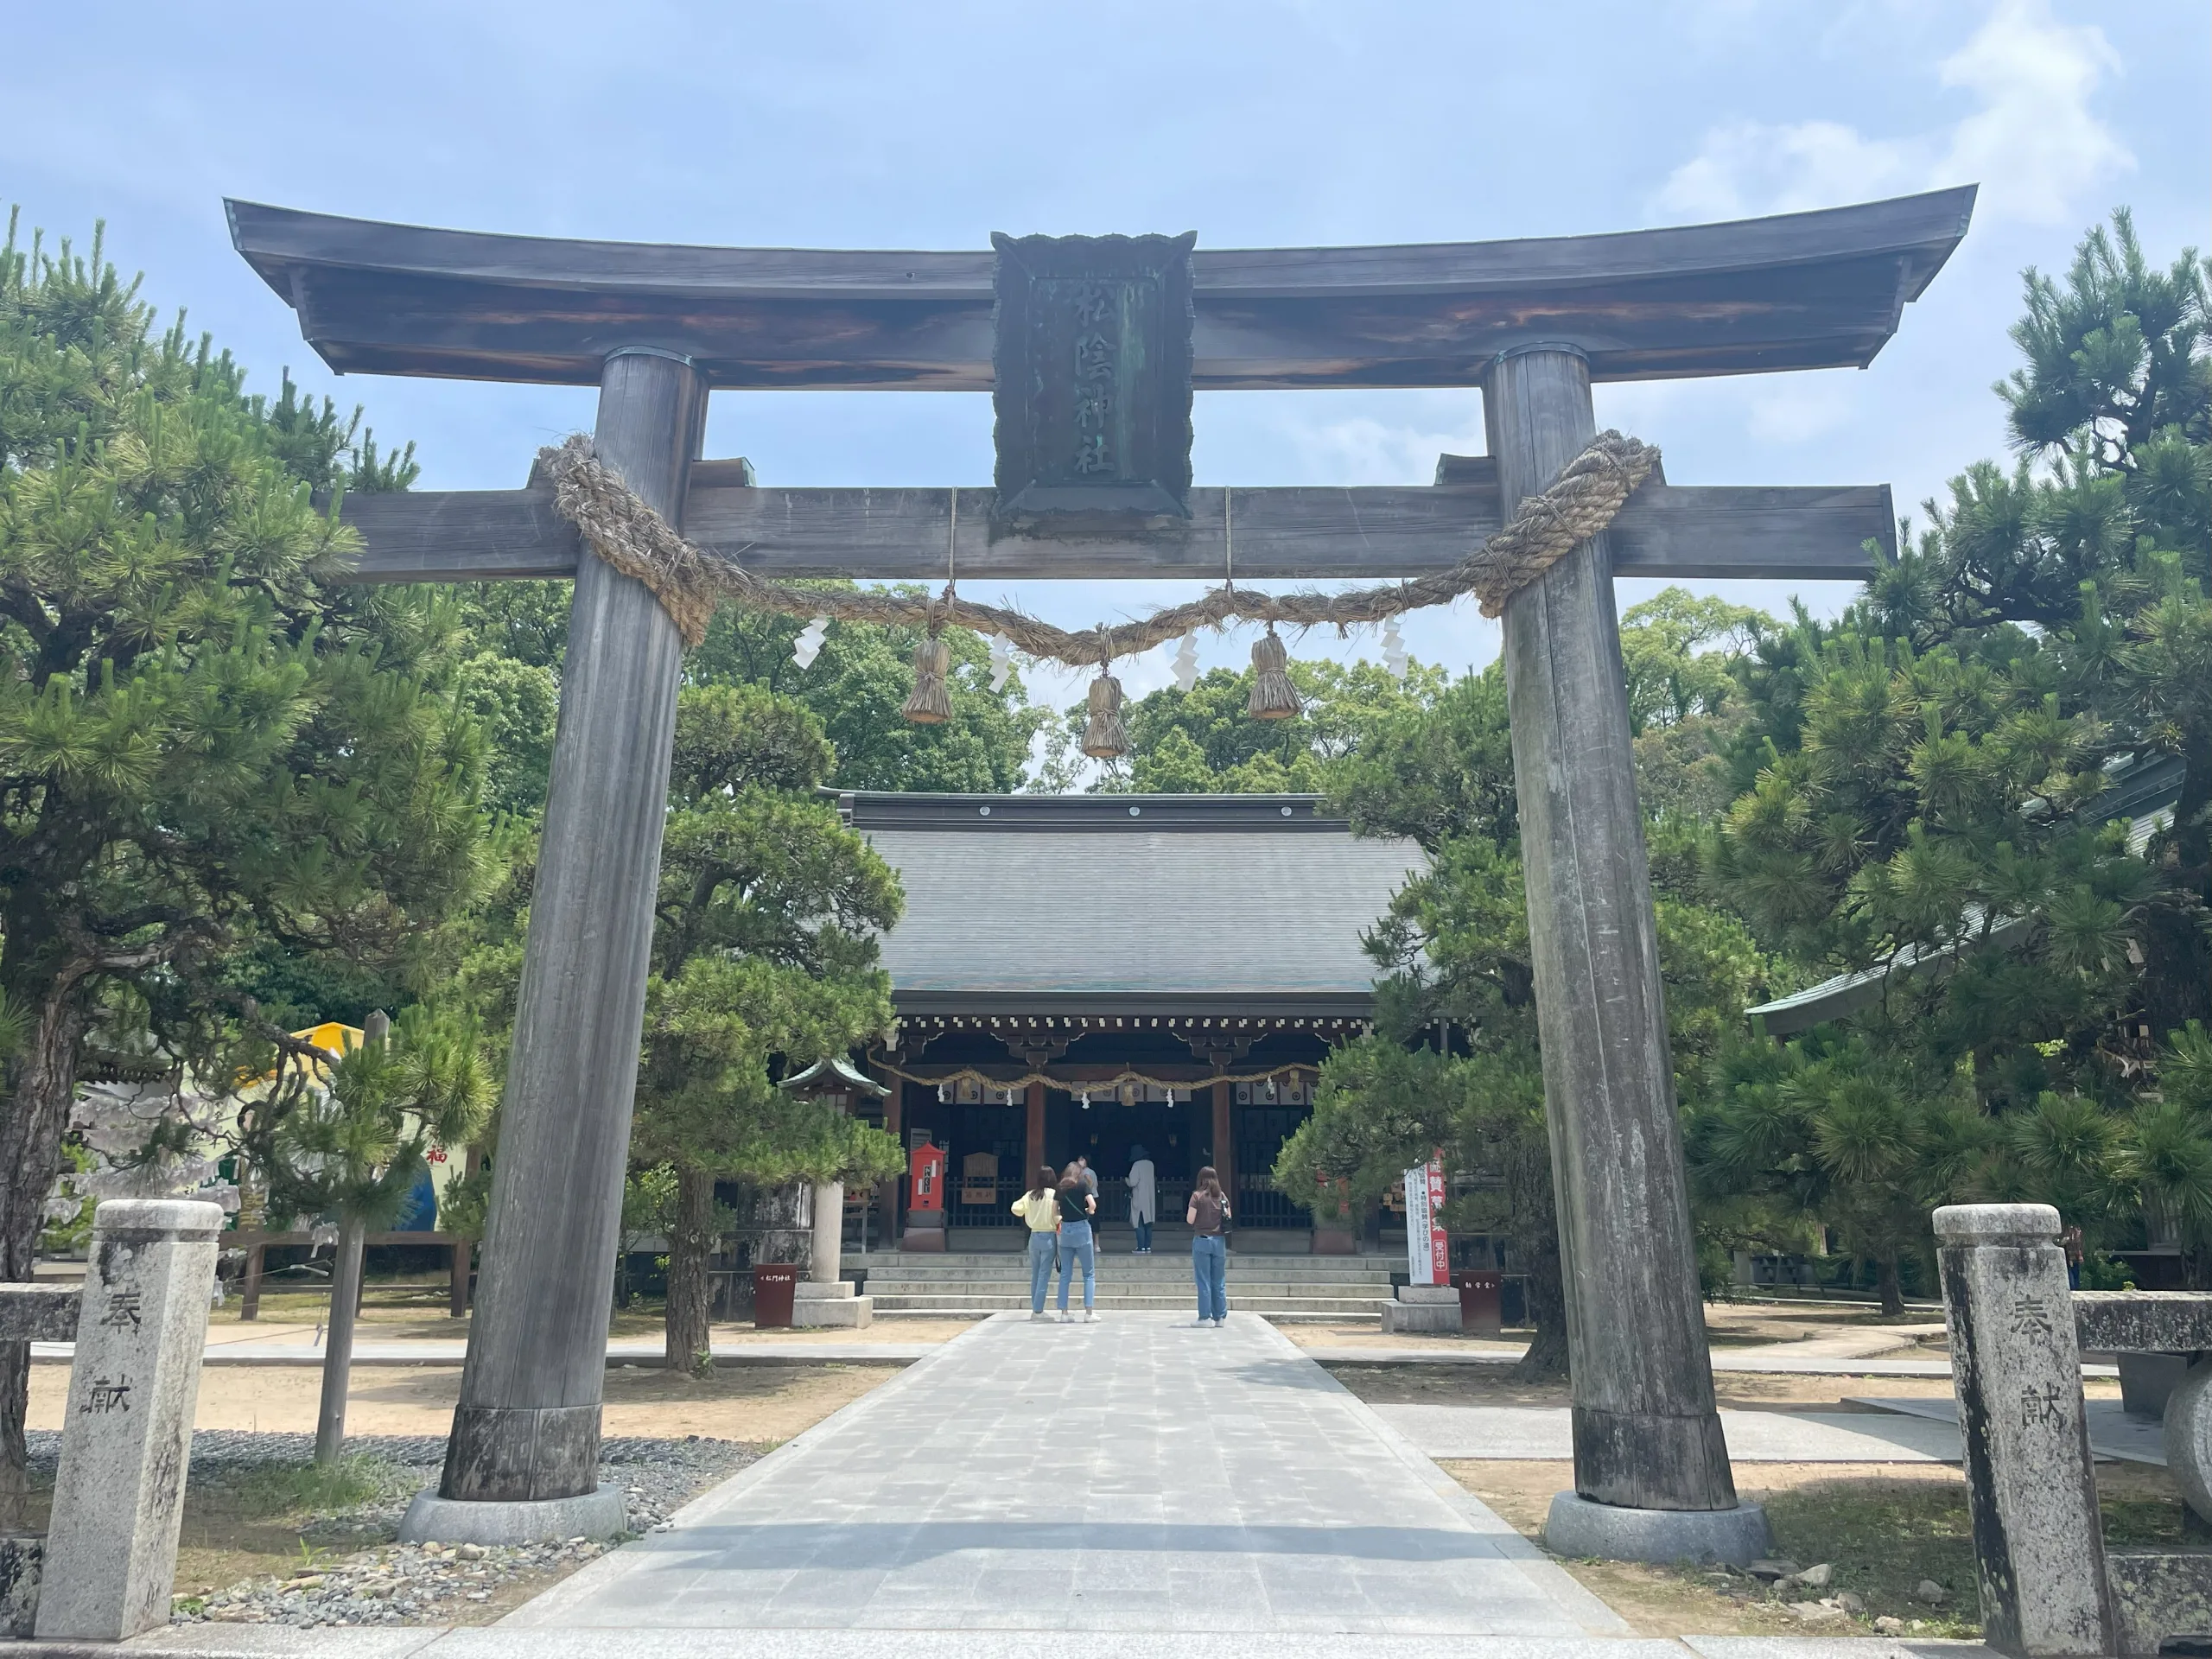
[1084,1311,1099,1323]
[1213,1318,1227,1327]
[1029,1312,1049,1322]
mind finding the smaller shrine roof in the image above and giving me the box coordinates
[778,1056,891,1097]
[847,792,1425,1015]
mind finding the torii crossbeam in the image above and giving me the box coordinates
[231,187,1973,1559]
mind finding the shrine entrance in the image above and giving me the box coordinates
[230,184,1974,1561]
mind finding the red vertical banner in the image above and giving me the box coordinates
[1425,1155,1449,1282]
[1403,1152,1450,1286]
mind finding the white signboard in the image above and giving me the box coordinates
[1403,1156,1448,1286]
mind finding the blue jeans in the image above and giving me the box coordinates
[1028,1230,1058,1313]
[1057,1220,1096,1311]
[1133,1217,1153,1251]
[1192,1234,1228,1321]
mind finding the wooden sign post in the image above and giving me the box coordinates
[230,187,1974,1555]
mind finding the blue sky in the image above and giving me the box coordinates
[4,1,2204,709]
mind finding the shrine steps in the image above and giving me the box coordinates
[856,1250,1400,1319]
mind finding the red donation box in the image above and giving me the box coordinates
[1453,1269,1504,1338]
[908,1142,946,1214]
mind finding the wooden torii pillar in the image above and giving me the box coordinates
[229,186,1973,1552]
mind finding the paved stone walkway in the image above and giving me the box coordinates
[507,1313,1624,1637]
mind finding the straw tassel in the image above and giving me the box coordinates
[903,634,953,724]
[1247,626,1300,719]
[1081,669,1128,759]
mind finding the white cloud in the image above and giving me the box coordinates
[1934,0,2133,225]
[1281,414,1488,486]
[1656,119,1920,221]
[1654,0,2131,226]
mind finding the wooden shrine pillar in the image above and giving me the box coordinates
[1485,346,1736,1518]
[1211,1081,1234,1224]
[878,1072,903,1243]
[440,348,707,1508]
[1024,1081,1046,1185]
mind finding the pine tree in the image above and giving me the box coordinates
[0,214,492,1514]
[1277,646,1772,1376]
[1697,210,2209,1292]
[630,683,905,1372]
[241,1008,491,1461]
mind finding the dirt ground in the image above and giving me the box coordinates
[202,1277,974,1349]
[1436,1458,2180,1640]
[31,1357,905,1442]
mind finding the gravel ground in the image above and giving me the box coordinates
[27,1429,758,1629]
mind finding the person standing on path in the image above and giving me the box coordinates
[1188,1165,1230,1326]
[1126,1144,1156,1255]
[1056,1163,1099,1322]
[1012,1166,1062,1321]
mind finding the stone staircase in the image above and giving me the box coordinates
[855,1247,1398,1320]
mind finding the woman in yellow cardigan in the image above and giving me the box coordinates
[1011,1166,1061,1321]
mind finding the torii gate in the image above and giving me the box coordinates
[230,185,1973,1557]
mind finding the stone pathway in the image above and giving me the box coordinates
[505,1313,1624,1637]
[1851,1393,2167,1465]
[1377,1405,1961,1462]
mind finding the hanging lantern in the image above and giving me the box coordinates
[902,634,952,724]
[1080,668,1128,759]
[1247,626,1300,719]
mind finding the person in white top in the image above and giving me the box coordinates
[1125,1144,1157,1254]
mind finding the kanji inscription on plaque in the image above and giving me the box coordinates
[989,231,1196,524]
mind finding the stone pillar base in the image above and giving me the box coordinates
[398,1484,626,1546]
[0,1534,43,1638]
[793,1281,874,1329]
[1381,1284,1462,1335]
[1543,1491,1770,1567]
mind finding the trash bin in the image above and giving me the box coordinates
[753,1263,798,1329]
[1453,1269,1503,1338]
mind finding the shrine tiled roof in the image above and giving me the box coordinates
[843,792,1426,1015]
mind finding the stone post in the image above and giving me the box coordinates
[809,1182,842,1284]
[36,1198,221,1642]
[418,348,706,1543]
[1935,1203,2115,1657]
[1487,346,1764,1567]
[794,1183,873,1329]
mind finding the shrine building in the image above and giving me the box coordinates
[846,789,1425,1250]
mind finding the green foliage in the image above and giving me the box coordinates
[227,1452,402,1520]
[246,1007,493,1231]
[1274,618,1775,1367]
[689,594,1043,793]
[0,210,493,1296]
[1694,210,2212,1291]
[632,683,905,1189]
[1064,655,1446,795]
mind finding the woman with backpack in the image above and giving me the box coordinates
[1012,1166,1062,1321]
[1055,1162,1099,1322]
[1187,1166,1231,1326]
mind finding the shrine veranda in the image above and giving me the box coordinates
[230,187,1974,1554]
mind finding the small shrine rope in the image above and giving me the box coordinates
[530,429,1657,659]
